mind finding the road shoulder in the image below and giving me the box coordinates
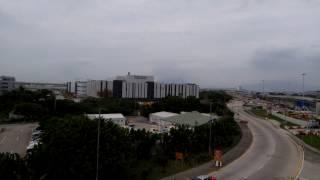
[161,122,253,180]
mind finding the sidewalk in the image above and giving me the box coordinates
[161,123,253,180]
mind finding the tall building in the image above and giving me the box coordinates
[86,80,113,98]
[0,76,15,95]
[67,81,88,97]
[114,73,153,99]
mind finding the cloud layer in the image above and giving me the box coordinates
[1,0,320,90]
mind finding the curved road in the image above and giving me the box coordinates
[208,101,303,180]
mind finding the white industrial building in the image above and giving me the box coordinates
[86,113,126,126]
[149,111,179,125]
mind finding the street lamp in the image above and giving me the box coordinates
[301,73,306,110]
[208,102,213,156]
[96,108,105,180]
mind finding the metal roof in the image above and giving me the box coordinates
[163,111,215,127]
[150,111,179,118]
[87,113,125,120]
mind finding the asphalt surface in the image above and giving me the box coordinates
[207,101,303,180]
[300,144,320,180]
[161,123,252,180]
[0,123,38,156]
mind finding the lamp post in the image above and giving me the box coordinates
[96,108,102,180]
[208,102,213,156]
[302,73,306,110]
[262,80,265,98]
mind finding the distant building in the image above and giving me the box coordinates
[68,73,200,99]
[163,111,215,127]
[15,82,67,93]
[0,76,15,95]
[86,80,113,98]
[67,81,87,97]
[86,113,126,127]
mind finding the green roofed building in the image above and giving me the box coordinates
[163,111,217,127]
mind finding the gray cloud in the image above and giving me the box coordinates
[0,0,320,90]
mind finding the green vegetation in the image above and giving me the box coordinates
[200,90,233,116]
[0,88,138,123]
[298,135,320,151]
[0,115,240,180]
[250,107,295,127]
[0,90,241,180]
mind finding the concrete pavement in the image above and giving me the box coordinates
[207,102,303,180]
[0,123,38,156]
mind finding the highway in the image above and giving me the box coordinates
[208,101,303,180]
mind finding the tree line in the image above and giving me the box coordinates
[0,114,240,180]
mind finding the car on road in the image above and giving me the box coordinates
[193,175,217,180]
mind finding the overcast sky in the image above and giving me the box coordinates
[1,0,320,90]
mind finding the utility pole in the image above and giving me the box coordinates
[96,109,101,180]
[208,102,212,156]
[302,73,306,110]
[262,80,265,98]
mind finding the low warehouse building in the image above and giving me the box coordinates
[164,111,215,127]
[87,113,126,127]
[149,111,178,125]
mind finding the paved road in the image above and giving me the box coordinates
[300,145,320,180]
[161,123,252,180]
[0,123,38,156]
[207,101,303,180]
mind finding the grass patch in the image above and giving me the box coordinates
[298,135,320,151]
[250,108,296,127]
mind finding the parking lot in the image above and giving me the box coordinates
[0,123,38,156]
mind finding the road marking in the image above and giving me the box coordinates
[207,109,255,176]
[288,135,305,180]
[261,112,305,180]
[0,135,7,144]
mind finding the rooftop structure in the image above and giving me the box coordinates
[163,111,215,127]
[86,113,126,126]
[116,72,154,83]
[149,111,179,125]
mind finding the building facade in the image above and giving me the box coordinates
[86,80,113,98]
[15,82,67,93]
[0,76,15,95]
[67,81,88,97]
[67,73,200,99]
